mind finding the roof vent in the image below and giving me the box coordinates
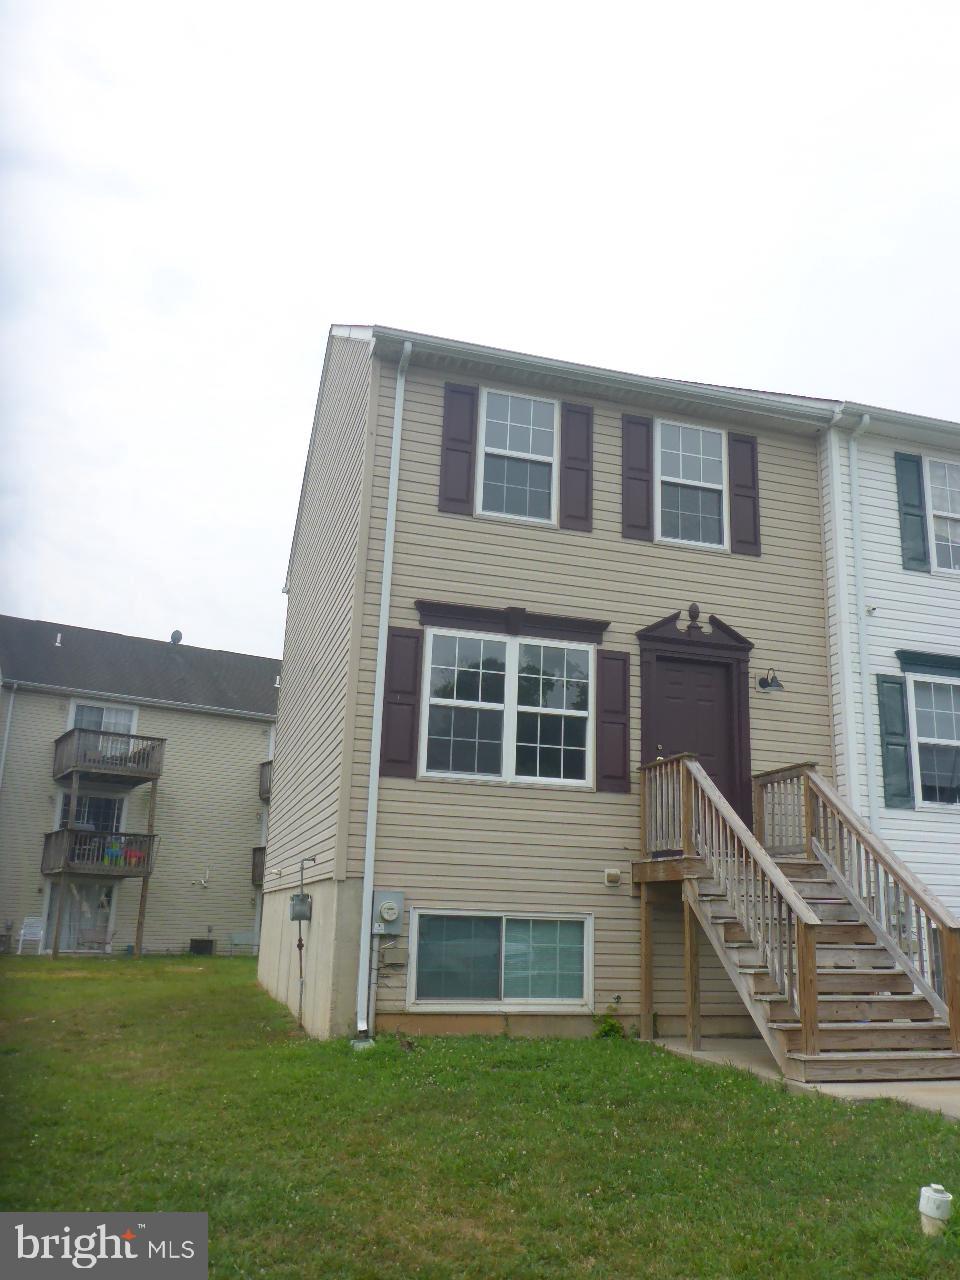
[274,675,281,688]
[54,632,62,647]
[170,630,183,645]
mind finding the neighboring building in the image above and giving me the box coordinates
[822,414,960,914]
[0,616,279,955]
[259,325,960,1080]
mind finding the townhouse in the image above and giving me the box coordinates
[259,326,960,1080]
[822,414,960,916]
[0,616,279,955]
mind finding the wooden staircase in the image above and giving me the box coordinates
[634,757,960,1082]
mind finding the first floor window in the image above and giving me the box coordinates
[422,630,593,785]
[657,420,726,547]
[913,678,960,804]
[415,913,587,1003]
[478,390,557,522]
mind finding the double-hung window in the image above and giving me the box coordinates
[928,458,960,572]
[411,910,590,1007]
[477,390,558,523]
[910,677,960,805]
[421,630,593,785]
[656,420,727,548]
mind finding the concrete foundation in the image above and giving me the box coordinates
[257,877,362,1038]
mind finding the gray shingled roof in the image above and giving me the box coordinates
[0,616,280,717]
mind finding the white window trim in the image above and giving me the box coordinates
[653,417,731,552]
[905,672,960,811]
[417,627,595,789]
[406,907,595,1014]
[923,454,960,577]
[474,387,560,527]
[68,697,139,734]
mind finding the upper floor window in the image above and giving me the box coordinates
[928,458,960,571]
[477,390,558,524]
[911,677,960,805]
[74,704,135,734]
[421,629,593,786]
[656,420,727,548]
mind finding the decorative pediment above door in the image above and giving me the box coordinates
[636,603,753,656]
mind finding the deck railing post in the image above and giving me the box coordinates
[683,886,701,1050]
[796,920,819,1055]
[752,778,765,846]
[681,764,695,856]
[639,883,654,1041]
[942,926,960,1053]
[134,780,159,959]
[638,770,647,859]
[802,773,817,860]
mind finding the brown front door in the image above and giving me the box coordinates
[651,658,736,802]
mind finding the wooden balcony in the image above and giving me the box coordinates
[42,829,159,878]
[53,728,166,787]
[259,759,272,803]
[252,846,265,888]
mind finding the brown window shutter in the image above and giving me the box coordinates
[380,627,423,778]
[622,415,654,540]
[595,650,631,792]
[438,383,479,515]
[559,403,593,531]
[728,433,761,556]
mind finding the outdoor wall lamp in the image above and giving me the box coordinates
[758,668,785,692]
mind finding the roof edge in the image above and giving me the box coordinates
[2,678,276,722]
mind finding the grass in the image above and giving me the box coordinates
[1,958,959,1279]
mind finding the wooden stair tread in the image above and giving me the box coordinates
[788,1049,960,1062]
[768,1020,947,1031]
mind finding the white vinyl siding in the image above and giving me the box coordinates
[822,431,960,915]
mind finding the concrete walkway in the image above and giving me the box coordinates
[659,1036,960,1121]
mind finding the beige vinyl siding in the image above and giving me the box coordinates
[0,688,65,942]
[265,333,373,888]
[0,688,270,952]
[349,359,834,1024]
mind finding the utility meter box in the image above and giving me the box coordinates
[372,890,404,935]
[289,892,312,922]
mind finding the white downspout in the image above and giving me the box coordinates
[848,414,880,829]
[354,339,413,1040]
[0,682,17,798]
[826,416,860,808]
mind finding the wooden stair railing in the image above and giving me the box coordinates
[639,756,822,1053]
[754,763,960,1052]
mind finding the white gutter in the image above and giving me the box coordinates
[826,414,861,808]
[0,681,16,798]
[355,339,413,1038]
[848,414,880,829]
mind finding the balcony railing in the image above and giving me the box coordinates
[252,846,265,888]
[53,728,166,784]
[42,829,159,878]
[259,759,273,803]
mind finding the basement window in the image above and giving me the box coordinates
[410,911,590,1008]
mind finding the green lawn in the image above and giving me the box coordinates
[1,958,958,1279]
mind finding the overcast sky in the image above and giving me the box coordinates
[2,1,959,659]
